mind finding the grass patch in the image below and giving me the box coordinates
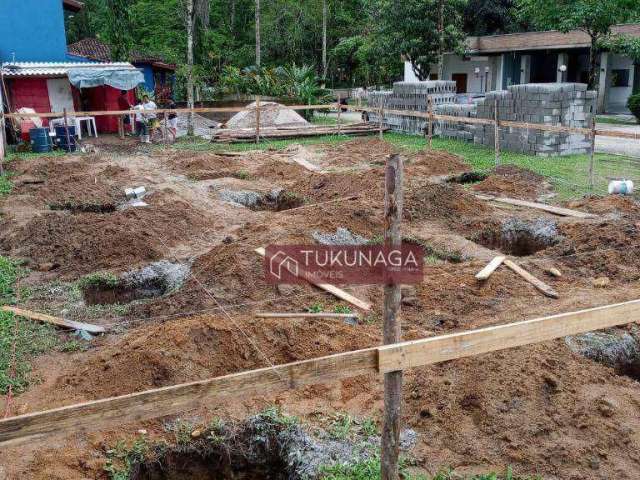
[77,271,120,290]
[596,116,638,126]
[0,172,12,198]
[384,132,638,201]
[321,460,540,480]
[312,114,339,126]
[0,256,61,394]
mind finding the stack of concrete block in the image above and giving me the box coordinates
[467,83,596,156]
[433,103,476,141]
[368,81,457,134]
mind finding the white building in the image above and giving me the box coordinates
[404,24,640,113]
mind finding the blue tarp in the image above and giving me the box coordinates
[68,67,144,90]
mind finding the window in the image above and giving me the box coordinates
[611,69,630,87]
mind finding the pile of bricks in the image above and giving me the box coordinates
[368,81,457,134]
[370,81,597,156]
[469,84,596,156]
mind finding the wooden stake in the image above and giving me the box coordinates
[381,153,404,480]
[475,256,505,281]
[494,99,500,166]
[63,108,72,153]
[503,259,559,299]
[337,94,342,135]
[379,106,384,140]
[255,312,358,319]
[255,95,261,145]
[1,306,108,333]
[163,111,168,145]
[427,96,433,149]
[588,115,596,191]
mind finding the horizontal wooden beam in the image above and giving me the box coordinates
[1,306,107,334]
[0,347,378,446]
[255,312,358,319]
[475,194,596,219]
[4,104,338,120]
[378,298,640,373]
[1,299,639,445]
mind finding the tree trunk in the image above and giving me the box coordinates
[186,0,195,136]
[588,35,599,90]
[230,0,236,37]
[322,0,328,83]
[437,0,444,80]
[255,0,261,67]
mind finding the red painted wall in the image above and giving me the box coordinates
[85,86,136,133]
[9,78,52,126]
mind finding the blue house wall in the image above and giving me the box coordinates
[0,0,69,63]
[134,63,156,93]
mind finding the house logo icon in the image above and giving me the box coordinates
[269,250,299,280]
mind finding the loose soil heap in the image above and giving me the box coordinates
[225,102,309,129]
[472,165,551,200]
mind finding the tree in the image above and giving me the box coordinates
[104,0,133,61]
[516,0,640,88]
[184,0,210,135]
[322,0,328,82]
[377,0,467,81]
[463,0,528,36]
[255,0,261,66]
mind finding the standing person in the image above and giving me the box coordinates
[142,95,160,142]
[134,100,147,142]
[166,100,178,143]
[117,90,132,139]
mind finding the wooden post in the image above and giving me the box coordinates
[378,106,384,140]
[255,95,261,145]
[427,96,433,149]
[588,115,596,191]
[381,153,404,480]
[163,111,169,145]
[494,99,500,166]
[63,108,72,153]
[337,94,342,135]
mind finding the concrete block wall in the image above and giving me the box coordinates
[368,82,596,156]
[466,84,596,156]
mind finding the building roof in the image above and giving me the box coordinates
[67,38,176,70]
[63,0,84,12]
[466,23,640,54]
[1,61,139,77]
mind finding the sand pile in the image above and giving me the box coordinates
[225,102,309,129]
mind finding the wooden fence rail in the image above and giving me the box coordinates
[0,299,638,446]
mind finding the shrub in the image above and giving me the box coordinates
[627,93,640,123]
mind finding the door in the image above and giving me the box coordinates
[451,73,467,93]
[633,64,640,94]
[47,78,74,114]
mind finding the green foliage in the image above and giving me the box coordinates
[0,173,12,198]
[308,302,325,313]
[0,256,19,305]
[377,0,467,80]
[77,272,120,290]
[219,64,332,105]
[104,434,150,480]
[627,94,640,124]
[333,305,353,314]
[599,34,640,62]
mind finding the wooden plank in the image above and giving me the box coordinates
[255,248,372,311]
[378,298,640,373]
[2,299,640,445]
[503,259,559,299]
[478,195,596,219]
[0,347,378,446]
[475,256,506,281]
[1,306,107,334]
[255,312,358,319]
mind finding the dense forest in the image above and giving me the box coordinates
[65,0,640,98]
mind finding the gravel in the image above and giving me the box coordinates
[312,228,369,246]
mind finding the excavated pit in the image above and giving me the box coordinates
[81,261,189,306]
[474,217,561,256]
[446,171,488,184]
[566,331,640,381]
[48,202,118,214]
[218,188,304,211]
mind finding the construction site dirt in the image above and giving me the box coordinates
[1,138,640,479]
